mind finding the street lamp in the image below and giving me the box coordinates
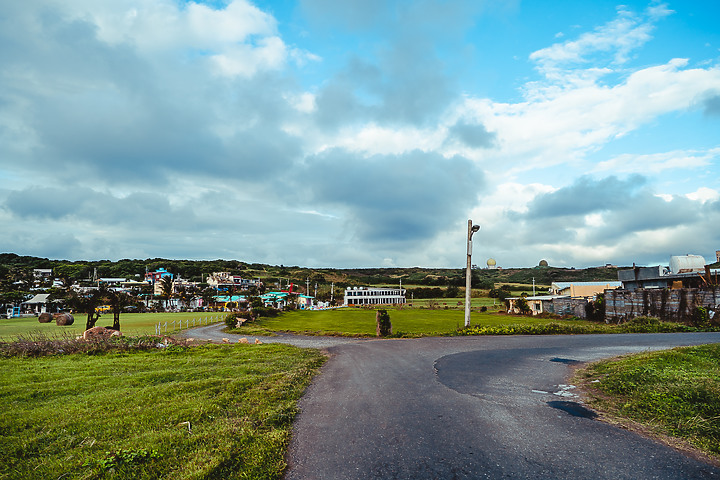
[465,220,480,328]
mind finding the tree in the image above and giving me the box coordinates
[587,293,605,322]
[515,297,531,315]
[199,287,216,311]
[63,288,106,330]
[159,276,174,310]
[106,290,134,330]
[445,285,460,298]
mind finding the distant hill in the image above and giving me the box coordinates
[0,253,623,287]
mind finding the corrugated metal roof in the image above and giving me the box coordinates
[552,281,622,289]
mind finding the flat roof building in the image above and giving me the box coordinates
[344,286,406,306]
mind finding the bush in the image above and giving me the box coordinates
[627,316,661,326]
[690,306,710,328]
[376,309,392,337]
[252,306,279,318]
[224,313,239,329]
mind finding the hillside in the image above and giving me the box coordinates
[0,253,623,287]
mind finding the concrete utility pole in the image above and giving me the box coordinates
[465,220,480,328]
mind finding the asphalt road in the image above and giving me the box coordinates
[184,325,720,479]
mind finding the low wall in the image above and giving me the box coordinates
[605,287,720,323]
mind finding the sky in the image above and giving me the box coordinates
[1,0,719,269]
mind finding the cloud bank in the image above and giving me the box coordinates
[0,0,718,268]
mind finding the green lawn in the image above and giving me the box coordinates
[576,344,720,461]
[236,307,597,337]
[0,312,224,340]
[406,296,505,309]
[0,343,326,479]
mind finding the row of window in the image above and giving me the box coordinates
[345,290,404,296]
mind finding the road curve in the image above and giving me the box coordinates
[183,325,720,479]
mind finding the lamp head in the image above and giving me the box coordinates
[471,225,480,233]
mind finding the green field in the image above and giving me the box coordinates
[576,344,720,461]
[0,312,224,340]
[0,343,325,479]
[235,307,597,337]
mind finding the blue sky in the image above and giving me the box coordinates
[1,0,719,268]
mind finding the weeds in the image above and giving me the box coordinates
[0,331,192,357]
[459,317,718,336]
[578,344,720,459]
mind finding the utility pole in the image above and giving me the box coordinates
[306,277,310,296]
[331,282,334,303]
[465,220,480,328]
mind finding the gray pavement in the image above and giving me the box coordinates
[183,325,720,479]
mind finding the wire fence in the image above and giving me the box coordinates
[155,315,222,335]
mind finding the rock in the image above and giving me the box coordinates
[222,337,230,343]
[38,313,52,323]
[254,338,262,344]
[54,313,74,326]
[82,326,122,341]
[238,337,249,344]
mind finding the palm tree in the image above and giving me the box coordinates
[159,276,174,310]
[199,287,216,311]
[177,285,196,311]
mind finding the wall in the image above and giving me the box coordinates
[605,287,720,323]
[545,297,588,318]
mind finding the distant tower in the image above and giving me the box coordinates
[486,258,497,269]
[538,259,549,267]
[716,250,720,263]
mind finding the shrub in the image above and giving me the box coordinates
[515,297,531,315]
[690,306,710,328]
[224,313,239,329]
[252,306,279,318]
[627,316,661,326]
[376,309,392,337]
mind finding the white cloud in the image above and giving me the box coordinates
[459,60,720,173]
[595,147,720,174]
[331,124,443,156]
[210,36,287,77]
[686,187,720,203]
[529,3,672,80]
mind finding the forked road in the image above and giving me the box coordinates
[185,326,720,479]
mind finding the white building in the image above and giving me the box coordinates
[344,287,406,306]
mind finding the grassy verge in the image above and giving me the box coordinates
[229,308,602,337]
[0,340,325,479]
[228,310,719,338]
[574,344,720,462]
[0,312,224,340]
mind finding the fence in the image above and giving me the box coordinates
[155,315,222,335]
[605,287,720,323]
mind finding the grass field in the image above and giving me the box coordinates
[575,344,720,462]
[405,296,505,309]
[0,312,224,340]
[0,343,326,479]
[233,307,598,337]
